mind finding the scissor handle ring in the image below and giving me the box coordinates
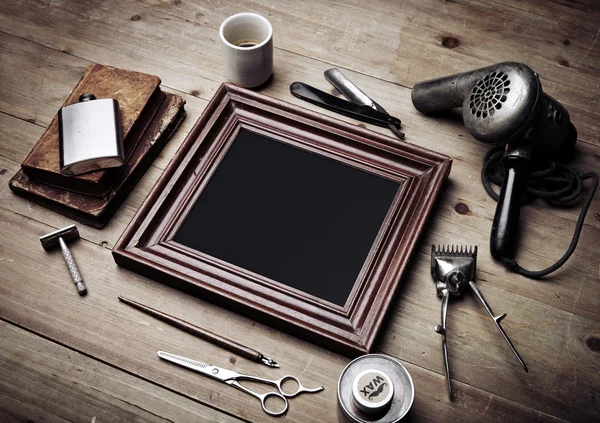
[278,375,324,397]
[260,391,288,417]
[277,375,303,397]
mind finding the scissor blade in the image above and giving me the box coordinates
[157,351,230,381]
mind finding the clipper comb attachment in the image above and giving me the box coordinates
[431,245,527,400]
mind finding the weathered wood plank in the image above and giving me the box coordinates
[1,28,599,327]
[0,207,329,422]
[2,48,598,324]
[1,29,598,235]
[0,321,241,423]
[489,0,600,29]
[1,0,599,146]
[0,199,598,421]
[2,6,598,249]
[1,1,599,421]
[0,0,223,106]
[129,0,600,145]
[0,30,203,135]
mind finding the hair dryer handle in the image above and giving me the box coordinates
[490,154,530,259]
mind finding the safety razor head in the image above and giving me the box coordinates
[40,224,80,250]
[431,245,478,295]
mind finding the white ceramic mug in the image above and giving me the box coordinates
[219,13,273,88]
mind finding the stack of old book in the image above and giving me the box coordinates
[9,64,186,228]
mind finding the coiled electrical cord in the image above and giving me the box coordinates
[481,145,599,278]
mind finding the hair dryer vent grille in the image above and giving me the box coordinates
[469,71,511,118]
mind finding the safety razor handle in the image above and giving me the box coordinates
[490,155,529,259]
[58,237,87,295]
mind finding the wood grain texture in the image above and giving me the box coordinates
[4,0,598,146]
[130,0,600,145]
[0,321,241,423]
[1,0,599,421]
[0,208,581,422]
[2,48,597,322]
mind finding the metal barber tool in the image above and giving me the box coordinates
[324,68,405,140]
[158,351,323,417]
[40,224,87,295]
[431,245,527,400]
[290,68,405,140]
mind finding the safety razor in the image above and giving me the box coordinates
[40,224,87,295]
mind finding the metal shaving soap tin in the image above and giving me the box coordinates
[338,354,414,423]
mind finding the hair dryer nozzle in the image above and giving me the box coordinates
[412,72,468,113]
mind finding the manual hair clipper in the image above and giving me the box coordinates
[431,245,527,400]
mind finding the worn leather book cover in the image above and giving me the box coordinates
[9,92,186,228]
[21,64,162,196]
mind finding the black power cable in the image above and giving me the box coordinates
[481,145,599,278]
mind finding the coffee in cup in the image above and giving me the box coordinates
[219,13,273,88]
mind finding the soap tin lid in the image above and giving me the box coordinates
[338,354,415,423]
[351,368,395,413]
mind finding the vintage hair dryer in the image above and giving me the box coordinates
[411,62,577,259]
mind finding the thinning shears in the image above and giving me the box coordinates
[157,351,324,416]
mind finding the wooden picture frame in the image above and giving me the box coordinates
[112,83,452,356]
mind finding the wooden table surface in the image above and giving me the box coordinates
[1,1,599,422]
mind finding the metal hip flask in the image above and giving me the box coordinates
[59,93,124,176]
